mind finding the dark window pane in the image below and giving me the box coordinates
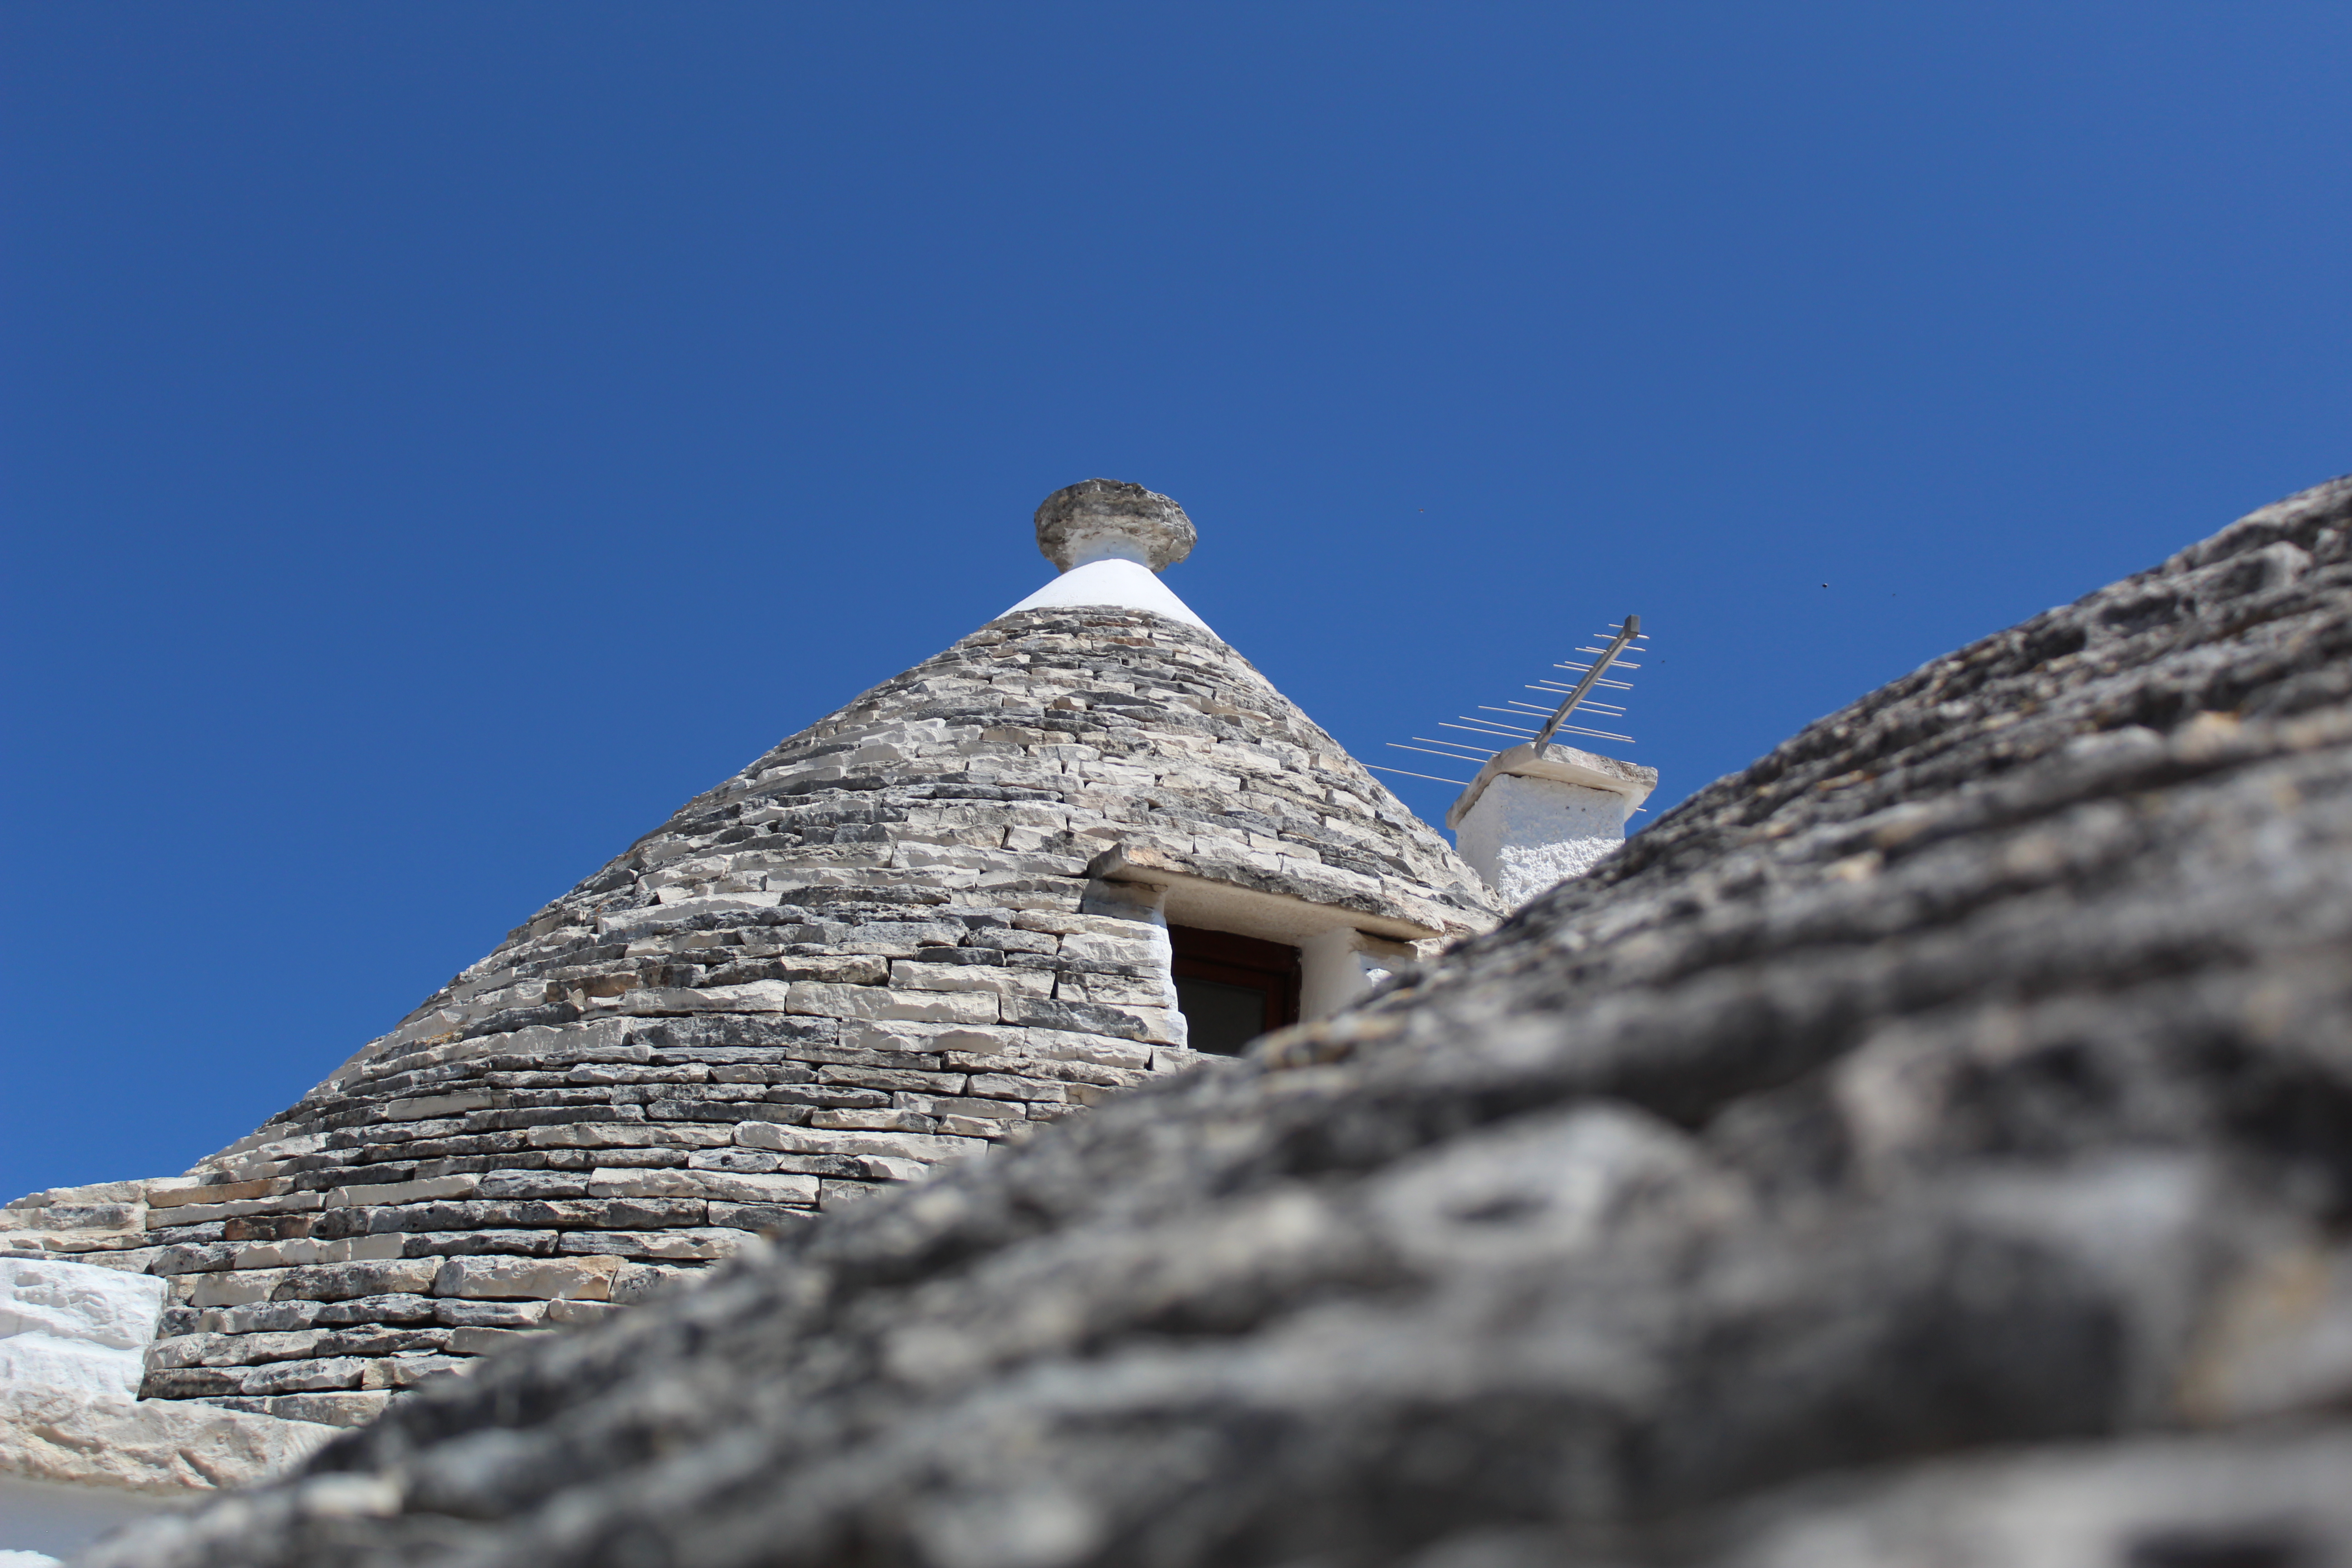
[1167,925,1300,1057]
[1173,975,1271,1056]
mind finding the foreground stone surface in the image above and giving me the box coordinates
[0,1386,333,1495]
[85,475,2352,1567]
[0,1250,331,1537]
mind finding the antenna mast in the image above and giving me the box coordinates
[1532,613,1640,752]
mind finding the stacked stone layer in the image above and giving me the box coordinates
[4,605,1494,1428]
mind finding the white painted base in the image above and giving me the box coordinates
[998,559,1215,634]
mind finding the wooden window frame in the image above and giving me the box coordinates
[1168,925,1301,1046]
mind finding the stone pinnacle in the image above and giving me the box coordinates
[1034,479,1196,573]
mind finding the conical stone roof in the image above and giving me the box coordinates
[4,481,1498,1433]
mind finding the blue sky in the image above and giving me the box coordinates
[3,3,2346,1200]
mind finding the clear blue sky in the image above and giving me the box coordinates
[4,4,2346,1201]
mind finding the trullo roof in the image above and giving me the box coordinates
[5,479,1499,1433]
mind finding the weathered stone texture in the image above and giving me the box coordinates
[0,1255,339,1498]
[0,1385,336,1496]
[75,475,2352,1567]
[6,605,1491,1425]
[1034,477,1196,572]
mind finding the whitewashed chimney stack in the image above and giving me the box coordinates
[1447,742,1658,907]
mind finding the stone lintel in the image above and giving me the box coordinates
[1083,843,1459,943]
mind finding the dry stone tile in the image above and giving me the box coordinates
[431,1255,620,1302]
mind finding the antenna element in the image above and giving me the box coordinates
[1369,615,1649,789]
[1532,614,1640,752]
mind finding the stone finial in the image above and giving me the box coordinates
[1035,480,1196,573]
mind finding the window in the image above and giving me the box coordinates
[1169,925,1300,1055]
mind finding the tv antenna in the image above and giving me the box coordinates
[1367,615,1647,789]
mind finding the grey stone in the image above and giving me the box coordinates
[445,1326,542,1357]
[397,1229,561,1259]
[314,1328,445,1360]
[200,1391,392,1429]
[364,1356,467,1392]
[707,1202,817,1236]
[306,1295,432,1328]
[237,1357,367,1396]
[133,1367,240,1400]
[430,1299,545,1329]
[542,1300,622,1328]
[267,1262,434,1303]
[608,1262,705,1303]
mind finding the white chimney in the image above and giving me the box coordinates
[1447,742,1658,908]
